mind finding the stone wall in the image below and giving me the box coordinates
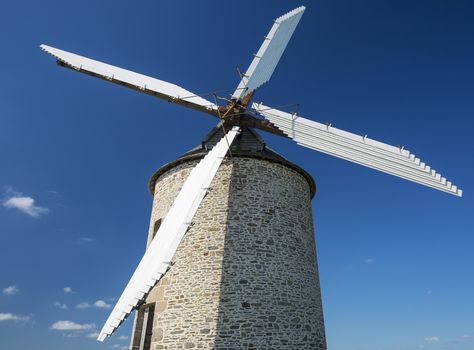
[134,155,326,349]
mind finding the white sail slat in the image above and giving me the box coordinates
[231,6,305,100]
[253,103,462,197]
[97,126,241,341]
[40,45,218,115]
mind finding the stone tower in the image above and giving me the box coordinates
[130,127,327,350]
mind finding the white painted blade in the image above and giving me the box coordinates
[253,103,462,197]
[97,126,241,342]
[231,6,305,100]
[40,44,219,116]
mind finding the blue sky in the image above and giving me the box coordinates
[0,1,473,349]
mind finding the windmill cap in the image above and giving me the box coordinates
[148,126,316,198]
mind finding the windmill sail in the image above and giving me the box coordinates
[231,6,305,101]
[97,126,241,341]
[253,103,462,197]
[40,45,219,116]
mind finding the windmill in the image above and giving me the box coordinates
[40,5,461,348]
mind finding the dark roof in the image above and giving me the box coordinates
[148,126,316,198]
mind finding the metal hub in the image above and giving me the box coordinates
[216,96,286,137]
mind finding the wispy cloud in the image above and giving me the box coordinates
[76,300,111,309]
[425,336,440,342]
[63,286,74,294]
[117,335,129,340]
[54,301,68,310]
[2,285,19,296]
[85,331,100,338]
[49,320,95,331]
[426,290,432,295]
[79,237,94,243]
[64,332,79,338]
[365,258,374,264]
[94,300,111,309]
[76,302,90,309]
[3,195,49,218]
[0,313,30,322]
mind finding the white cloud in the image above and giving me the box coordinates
[54,301,68,309]
[461,334,471,339]
[94,300,111,309]
[76,302,90,309]
[49,320,95,331]
[0,313,30,322]
[365,258,374,264]
[86,331,100,338]
[64,332,79,338]
[425,336,440,342]
[3,196,49,218]
[117,335,129,340]
[63,287,74,294]
[77,300,111,309]
[2,285,19,296]
[79,237,94,243]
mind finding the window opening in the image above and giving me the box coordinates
[152,219,162,239]
[131,303,155,350]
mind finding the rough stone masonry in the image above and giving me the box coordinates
[130,127,327,350]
